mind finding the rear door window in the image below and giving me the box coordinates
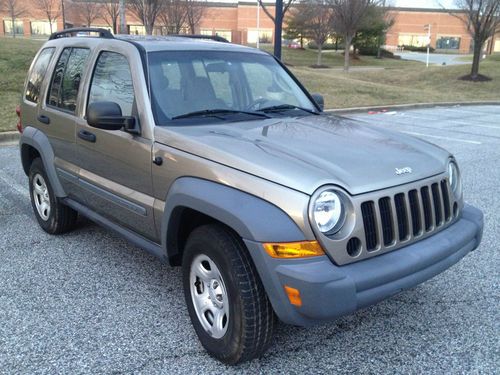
[47,47,90,113]
[25,47,55,104]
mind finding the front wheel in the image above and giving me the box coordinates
[182,224,275,364]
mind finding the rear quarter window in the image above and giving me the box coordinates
[25,47,55,104]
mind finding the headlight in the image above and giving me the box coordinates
[312,190,345,234]
[448,161,461,197]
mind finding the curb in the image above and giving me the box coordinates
[0,131,20,144]
[325,101,500,115]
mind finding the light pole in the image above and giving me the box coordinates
[424,23,431,68]
[273,0,283,59]
[119,0,127,34]
[256,0,260,49]
[60,0,66,30]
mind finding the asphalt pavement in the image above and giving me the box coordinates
[0,105,498,374]
[395,51,471,66]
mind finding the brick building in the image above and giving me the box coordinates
[1,1,499,54]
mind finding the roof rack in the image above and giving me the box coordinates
[169,34,229,43]
[49,27,114,40]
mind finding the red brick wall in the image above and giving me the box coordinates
[386,10,472,53]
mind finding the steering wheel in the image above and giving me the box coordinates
[245,98,270,111]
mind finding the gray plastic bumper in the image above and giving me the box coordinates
[245,204,484,326]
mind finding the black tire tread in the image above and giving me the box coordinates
[29,158,77,234]
[185,224,276,364]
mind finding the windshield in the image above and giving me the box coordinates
[148,50,318,125]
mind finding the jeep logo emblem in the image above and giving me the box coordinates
[395,167,412,175]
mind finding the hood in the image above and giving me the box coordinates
[154,115,450,196]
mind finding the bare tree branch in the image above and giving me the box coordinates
[102,0,120,34]
[257,0,296,22]
[451,0,500,80]
[329,0,378,71]
[128,0,165,35]
[0,0,26,37]
[33,0,60,34]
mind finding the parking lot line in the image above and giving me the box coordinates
[0,169,29,199]
[401,131,482,145]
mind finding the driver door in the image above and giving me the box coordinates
[75,48,157,241]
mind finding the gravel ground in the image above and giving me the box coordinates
[0,105,498,374]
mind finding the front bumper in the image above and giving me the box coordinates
[245,204,483,326]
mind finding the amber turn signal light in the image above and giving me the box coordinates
[263,241,324,259]
[284,285,302,307]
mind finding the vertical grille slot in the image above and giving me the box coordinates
[431,183,443,226]
[378,197,394,246]
[441,180,451,221]
[421,186,433,231]
[408,190,422,236]
[361,201,378,251]
[394,193,409,241]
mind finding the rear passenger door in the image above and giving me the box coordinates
[38,46,91,199]
[75,49,157,241]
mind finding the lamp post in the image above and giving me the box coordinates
[256,0,260,49]
[424,23,431,67]
[60,0,66,30]
[119,0,126,34]
[273,0,283,59]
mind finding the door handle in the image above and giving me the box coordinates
[37,115,50,124]
[78,129,96,143]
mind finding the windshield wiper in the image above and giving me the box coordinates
[258,104,319,115]
[171,109,270,120]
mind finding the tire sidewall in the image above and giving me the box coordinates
[182,231,244,362]
[29,159,58,232]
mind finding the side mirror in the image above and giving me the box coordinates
[311,93,324,111]
[87,101,137,133]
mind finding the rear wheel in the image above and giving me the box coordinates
[29,158,77,234]
[182,224,275,364]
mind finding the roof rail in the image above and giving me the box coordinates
[49,27,114,40]
[170,34,229,43]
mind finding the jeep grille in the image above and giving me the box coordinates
[360,179,454,252]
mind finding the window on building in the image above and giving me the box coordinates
[129,25,145,35]
[47,48,90,112]
[398,34,429,47]
[25,48,55,104]
[247,29,273,44]
[88,52,135,117]
[200,29,213,36]
[436,36,461,50]
[3,19,24,35]
[31,21,57,36]
[214,30,232,42]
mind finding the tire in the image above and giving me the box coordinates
[29,158,77,234]
[182,224,276,364]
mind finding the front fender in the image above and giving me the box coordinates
[20,126,66,197]
[161,177,307,259]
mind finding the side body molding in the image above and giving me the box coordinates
[20,126,66,197]
[161,177,307,259]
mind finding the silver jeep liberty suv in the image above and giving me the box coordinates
[18,28,483,364]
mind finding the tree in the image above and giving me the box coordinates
[34,0,60,34]
[102,0,120,34]
[185,0,205,34]
[329,0,376,71]
[76,0,102,27]
[128,0,165,35]
[258,0,297,59]
[352,4,394,58]
[283,4,309,48]
[159,0,187,34]
[453,0,500,81]
[0,0,26,38]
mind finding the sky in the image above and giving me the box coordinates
[393,0,456,8]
